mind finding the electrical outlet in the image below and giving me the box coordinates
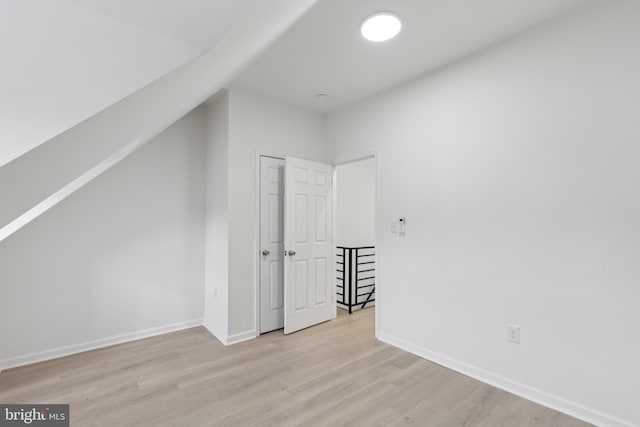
[507,325,520,344]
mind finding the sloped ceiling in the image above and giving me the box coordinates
[0,0,256,168]
[234,0,591,114]
[65,0,256,50]
[0,0,318,240]
[0,0,591,168]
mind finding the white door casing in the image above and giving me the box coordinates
[259,156,285,333]
[284,156,334,334]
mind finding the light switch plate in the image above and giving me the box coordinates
[507,325,520,344]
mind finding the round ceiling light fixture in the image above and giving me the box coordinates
[361,12,402,42]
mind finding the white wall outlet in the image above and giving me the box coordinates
[507,325,520,344]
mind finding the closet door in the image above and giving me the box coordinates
[259,156,285,333]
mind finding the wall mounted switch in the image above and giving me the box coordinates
[507,325,520,344]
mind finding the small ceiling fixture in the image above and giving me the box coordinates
[361,12,402,42]
[317,93,330,101]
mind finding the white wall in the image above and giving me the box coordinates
[226,87,327,338]
[326,1,640,426]
[204,92,230,340]
[0,109,206,370]
[335,158,375,248]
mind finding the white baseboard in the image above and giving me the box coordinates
[202,321,255,346]
[377,331,637,427]
[227,329,257,345]
[203,319,228,345]
[0,319,203,372]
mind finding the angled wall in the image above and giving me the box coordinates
[0,0,319,242]
[327,1,640,426]
[0,109,206,370]
[0,0,320,364]
[0,0,201,168]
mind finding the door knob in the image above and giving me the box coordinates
[262,249,270,256]
[288,250,296,256]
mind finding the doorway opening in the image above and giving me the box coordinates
[334,157,376,317]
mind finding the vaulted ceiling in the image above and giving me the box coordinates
[0,0,256,167]
[1,0,591,167]
[65,0,257,50]
[234,0,590,113]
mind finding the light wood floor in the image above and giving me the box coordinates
[0,309,592,427]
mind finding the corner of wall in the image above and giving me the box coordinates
[226,330,257,345]
[203,318,228,346]
[203,89,231,344]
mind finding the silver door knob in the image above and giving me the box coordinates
[288,250,296,256]
[262,249,270,256]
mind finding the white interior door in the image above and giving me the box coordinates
[284,156,334,334]
[259,156,285,333]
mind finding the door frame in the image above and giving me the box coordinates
[254,150,380,337]
[332,150,380,338]
[255,151,286,335]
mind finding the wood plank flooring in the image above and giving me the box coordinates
[0,309,592,426]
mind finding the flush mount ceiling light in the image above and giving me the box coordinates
[317,93,330,101]
[361,12,402,42]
